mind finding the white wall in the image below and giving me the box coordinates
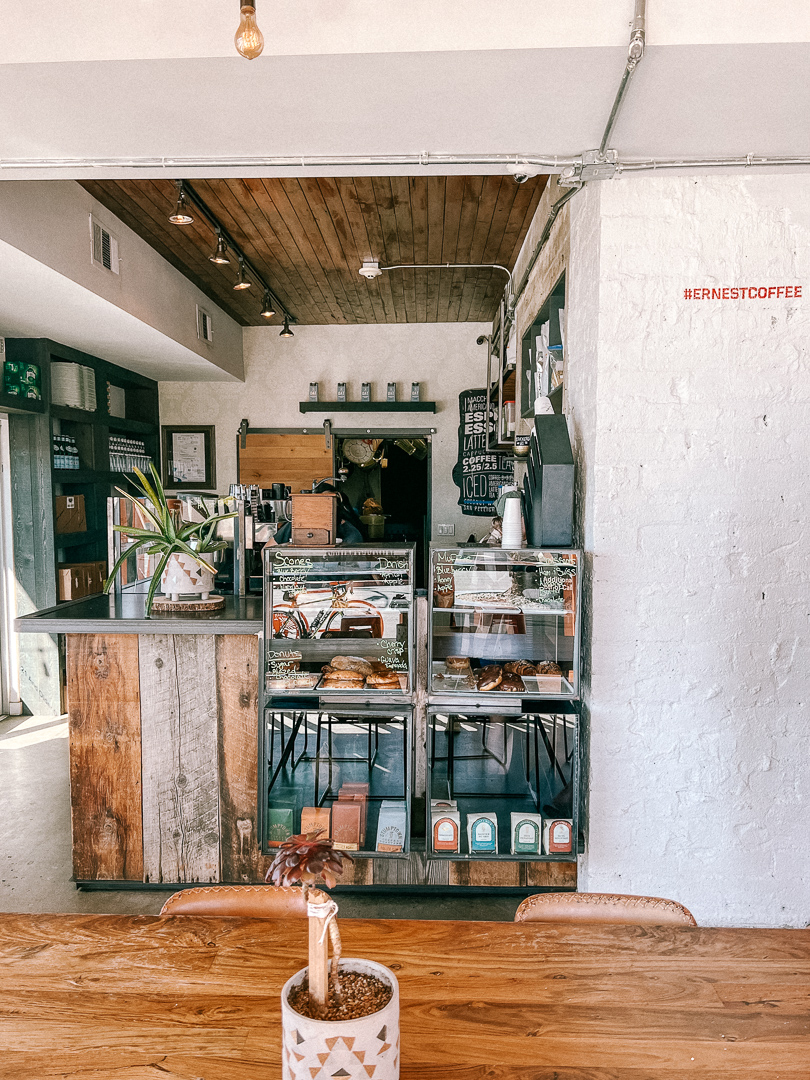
[569,173,810,927]
[0,181,243,381]
[159,322,492,540]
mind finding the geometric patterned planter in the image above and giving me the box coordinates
[281,959,400,1080]
[160,551,216,602]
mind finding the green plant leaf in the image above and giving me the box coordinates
[172,539,217,576]
[144,547,174,617]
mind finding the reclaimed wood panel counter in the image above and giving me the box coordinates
[1,913,809,1077]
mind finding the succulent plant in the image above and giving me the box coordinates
[265,830,352,895]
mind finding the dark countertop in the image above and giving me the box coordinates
[15,584,263,635]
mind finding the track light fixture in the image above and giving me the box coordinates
[168,182,193,225]
[209,232,230,265]
[235,3,264,60]
[279,315,294,338]
[233,257,252,291]
[261,291,276,319]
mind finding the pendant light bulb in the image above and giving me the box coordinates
[280,315,294,338]
[233,258,252,291]
[261,291,276,319]
[168,184,193,225]
[209,234,230,265]
[235,4,264,60]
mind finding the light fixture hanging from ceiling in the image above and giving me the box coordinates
[233,257,252,290]
[279,315,294,338]
[359,257,383,279]
[235,2,264,60]
[168,182,193,225]
[209,232,230,265]
[261,291,276,319]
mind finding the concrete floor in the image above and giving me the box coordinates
[0,713,523,921]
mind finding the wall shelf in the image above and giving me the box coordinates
[0,392,45,415]
[299,401,437,413]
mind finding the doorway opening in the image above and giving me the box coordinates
[336,432,431,589]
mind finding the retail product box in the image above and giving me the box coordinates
[510,812,543,855]
[57,560,108,601]
[543,817,573,855]
[331,801,361,851]
[266,807,295,848]
[431,807,460,853]
[339,783,369,846]
[300,806,331,838]
[55,494,87,534]
[467,812,498,855]
[375,800,407,853]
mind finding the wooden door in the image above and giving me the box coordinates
[238,432,334,493]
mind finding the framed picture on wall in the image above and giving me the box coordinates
[161,425,216,490]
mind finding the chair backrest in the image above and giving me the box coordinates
[160,885,308,919]
[515,892,697,926]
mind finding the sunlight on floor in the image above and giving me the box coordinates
[0,713,68,750]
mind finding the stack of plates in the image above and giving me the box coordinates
[51,363,97,411]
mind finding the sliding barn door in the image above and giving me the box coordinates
[238,432,334,493]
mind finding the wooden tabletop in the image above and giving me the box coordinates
[0,913,809,1078]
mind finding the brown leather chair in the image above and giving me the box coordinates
[160,884,308,919]
[514,892,697,926]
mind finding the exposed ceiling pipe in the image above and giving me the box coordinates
[599,0,646,159]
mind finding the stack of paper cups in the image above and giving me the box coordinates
[501,495,524,548]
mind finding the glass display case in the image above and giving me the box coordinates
[427,706,578,861]
[263,544,415,700]
[261,704,412,857]
[429,547,580,700]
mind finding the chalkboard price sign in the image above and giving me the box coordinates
[452,389,514,516]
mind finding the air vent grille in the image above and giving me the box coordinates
[196,305,213,343]
[90,216,119,274]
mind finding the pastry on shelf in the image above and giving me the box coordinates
[330,655,375,675]
[476,665,503,691]
[366,672,401,689]
[503,660,536,676]
[536,661,563,675]
[321,674,365,688]
[499,672,525,692]
[445,656,471,673]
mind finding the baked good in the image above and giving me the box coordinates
[476,665,503,691]
[500,673,525,692]
[446,656,471,672]
[331,655,375,675]
[366,673,401,688]
[536,661,563,676]
[504,660,536,676]
[321,668,367,683]
[321,675,365,689]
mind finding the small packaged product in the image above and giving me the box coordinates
[375,800,408,852]
[510,812,543,855]
[266,807,295,848]
[467,812,498,854]
[432,807,461,852]
[331,800,361,851]
[543,817,574,855]
[299,806,331,838]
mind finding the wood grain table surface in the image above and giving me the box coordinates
[0,912,809,1079]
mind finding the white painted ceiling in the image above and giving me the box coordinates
[0,1,808,178]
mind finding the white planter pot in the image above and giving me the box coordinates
[281,958,400,1080]
[160,552,215,602]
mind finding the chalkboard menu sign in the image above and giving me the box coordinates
[452,389,514,516]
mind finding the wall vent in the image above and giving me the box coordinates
[90,216,119,274]
[196,305,213,343]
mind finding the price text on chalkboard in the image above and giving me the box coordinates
[452,389,513,516]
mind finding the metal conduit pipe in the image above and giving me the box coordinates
[599,0,647,159]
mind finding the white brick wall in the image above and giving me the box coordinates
[569,174,810,926]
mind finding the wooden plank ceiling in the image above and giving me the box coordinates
[80,177,547,327]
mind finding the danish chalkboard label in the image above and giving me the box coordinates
[452,388,513,516]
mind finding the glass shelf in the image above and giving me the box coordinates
[263,544,415,699]
[261,705,411,858]
[426,707,579,861]
[429,546,580,700]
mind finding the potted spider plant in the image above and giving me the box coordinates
[103,464,236,616]
[267,831,400,1080]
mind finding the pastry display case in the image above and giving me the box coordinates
[429,546,580,701]
[263,544,415,702]
[426,705,579,861]
[261,704,412,858]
